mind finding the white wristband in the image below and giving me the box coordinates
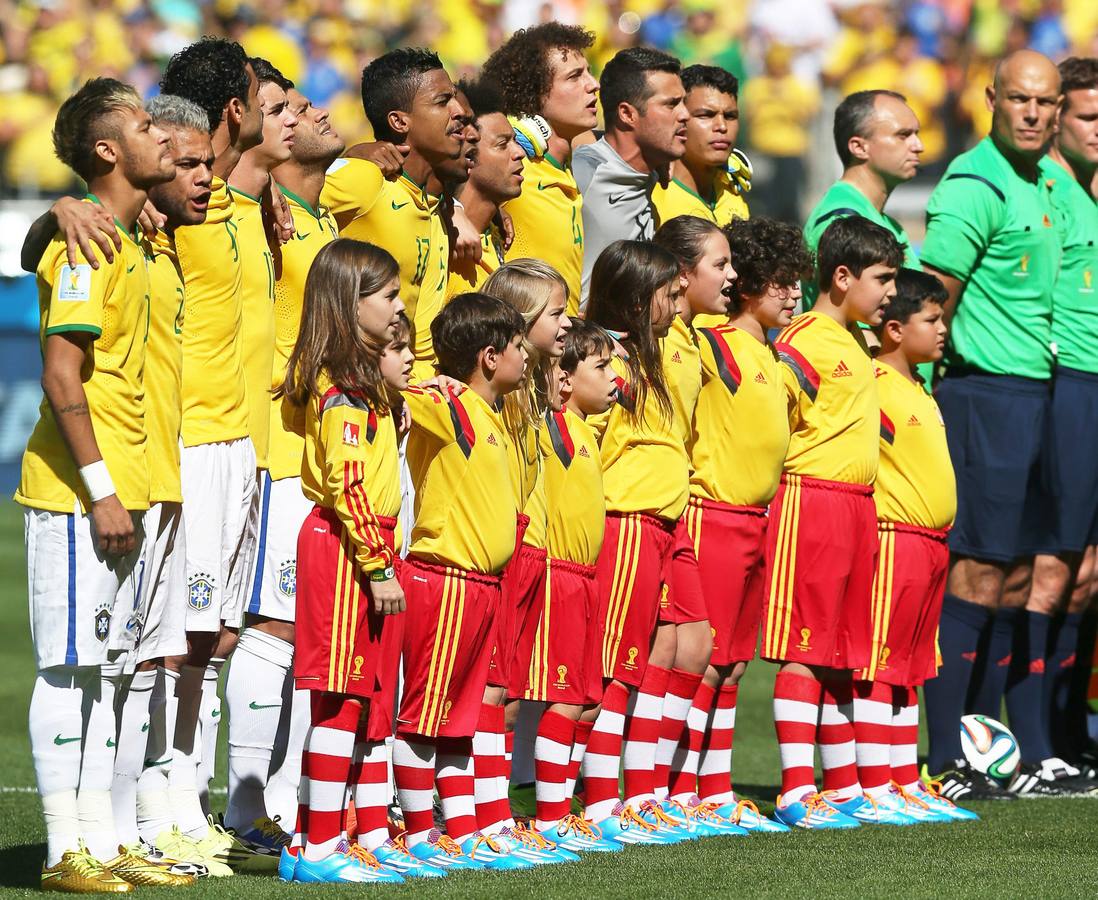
[79,460,116,503]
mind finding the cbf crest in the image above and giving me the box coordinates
[277,560,297,597]
[188,571,215,611]
[94,602,112,642]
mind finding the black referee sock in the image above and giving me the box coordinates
[967,606,1023,719]
[924,593,991,774]
[1004,610,1053,764]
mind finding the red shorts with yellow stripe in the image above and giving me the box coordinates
[686,497,767,666]
[396,556,501,739]
[489,515,548,693]
[595,511,677,688]
[523,558,603,706]
[293,507,402,722]
[761,475,878,669]
[658,517,709,625]
[856,522,949,686]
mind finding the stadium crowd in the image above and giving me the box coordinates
[7,1,1098,895]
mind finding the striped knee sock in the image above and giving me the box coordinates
[891,686,920,789]
[534,711,576,831]
[302,694,360,861]
[351,726,390,851]
[622,666,670,806]
[668,681,714,802]
[654,669,702,800]
[564,719,593,806]
[819,677,861,800]
[695,683,736,805]
[581,683,629,822]
[774,671,821,804]
[392,736,435,846]
[852,679,893,798]
[436,738,478,843]
[472,703,506,833]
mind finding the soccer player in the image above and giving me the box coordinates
[278,240,408,884]
[322,48,465,380]
[224,87,344,839]
[526,320,620,851]
[861,268,978,823]
[918,49,1063,799]
[482,23,600,313]
[445,80,526,299]
[664,216,811,833]
[801,90,923,310]
[391,293,530,869]
[158,37,266,857]
[765,216,902,829]
[581,241,693,844]
[1017,56,1098,788]
[573,48,688,304]
[17,77,176,890]
[651,65,750,227]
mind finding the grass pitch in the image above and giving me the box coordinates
[0,500,1095,898]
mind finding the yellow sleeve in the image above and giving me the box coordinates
[318,392,395,577]
[320,158,386,232]
[780,360,802,430]
[401,385,460,442]
[40,243,116,338]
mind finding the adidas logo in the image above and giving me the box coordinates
[754,372,767,384]
[578,446,590,458]
[832,360,853,378]
[671,351,682,363]
[486,433,498,446]
[907,415,921,426]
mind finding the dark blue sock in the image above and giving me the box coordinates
[967,606,1023,719]
[1005,610,1053,763]
[924,594,992,772]
[1046,612,1083,759]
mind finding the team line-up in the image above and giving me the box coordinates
[14,24,1098,892]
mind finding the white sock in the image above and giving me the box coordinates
[353,740,391,851]
[267,686,309,829]
[225,630,292,830]
[198,658,225,816]
[169,664,208,838]
[30,667,89,866]
[112,669,156,846]
[79,664,122,860]
[137,667,179,841]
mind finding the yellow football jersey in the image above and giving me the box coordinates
[874,362,956,530]
[145,230,185,504]
[267,186,338,481]
[322,160,446,377]
[542,406,605,566]
[446,225,504,300]
[522,458,548,550]
[651,172,749,228]
[229,188,276,469]
[175,177,249,448]
[503,154,584,316]
[775,312,879,486]
[690,325,788,507]
[403,385,517,574]
[17,207,150,513]
[301,373,401,575]
[663,316,702,445]
[591,356,690,521]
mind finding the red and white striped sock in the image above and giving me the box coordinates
[496,729,515,829]
[774,671,821,804]
[301,694,360,861]
[653,668,703,800]
[581,683,629,822]
[891,685,920,789]
[436,737,478,843]
[473,703,506,833]
[533,711,576,830]
[819,677,861,800]
[392,735,435,846]
[564,719,593,805]
[668,681,714,802]
[695,683,736,805]
[622,666,670,806]
[351,728,390,851]
[852,679,893,798]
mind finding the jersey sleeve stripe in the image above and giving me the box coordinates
[944,173,1005,202]
[776,344,820,401]
[700,328,742,395]
[547,410,575,468]
[812,206,862,228]
[446,392,476,458]
[880,411,896,445]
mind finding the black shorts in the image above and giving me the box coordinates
[1029,366,1098,555]
[935,370,1049,563]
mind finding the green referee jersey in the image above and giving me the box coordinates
[921,137,1061,380]
[801,180,919,310]
[1047,164,1098,374]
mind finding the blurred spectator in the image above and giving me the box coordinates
[821,0,898,93]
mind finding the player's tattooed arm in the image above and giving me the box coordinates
[42,332,135,556]
[21,197,120,273]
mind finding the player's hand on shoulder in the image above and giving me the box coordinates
[262,179,295,246]
[138,199,167,242]
[370,574,405,615]
[344,141,409,179]
[497,208,514,251]
[52,196,121,269]
[417,374,466,396]
[448,203,482,263]
[90,494,136,557]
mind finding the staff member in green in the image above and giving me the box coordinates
[919,50,1063,800]
[801,89,922,311]
[1016,56,1098,785]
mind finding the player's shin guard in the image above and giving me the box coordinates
[774,671,821,803]
[819,677,861,801]
[169,664,207,838]
[534,711,576,830]
[1004,610,1053,763]
[437,738,478,843]
[891,686,920,788]
[112,668,156,846]
[197,658,225,814]
[669,682,714,802]
[392,736,435,846]
[137,666,179,842]
[654,669,702,800]
[622,666,669,806]
[301,693,360,861]
[852,679,893,798]
[80,662,123,860]
[582,683,629,821]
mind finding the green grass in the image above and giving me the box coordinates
[0,499,1096,897]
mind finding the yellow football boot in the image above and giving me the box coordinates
[41,846,133,893]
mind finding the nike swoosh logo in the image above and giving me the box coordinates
[211,709,221,718]
[391,201,410,210]
[608,192,628,204]
[248,701,281,710]
[294,232,312,241]
[53,734,81,745]
[127,264,137,273]
[141,722,150,732]
[144,757,171,767]
[106,738,116,748]
[537,182,549,191]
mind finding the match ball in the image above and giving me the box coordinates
[960,714,1021,783]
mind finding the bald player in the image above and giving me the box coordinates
[920,50,1064,799]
